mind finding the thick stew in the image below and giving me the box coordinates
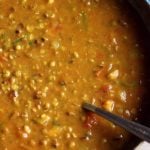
[0,0,147,149]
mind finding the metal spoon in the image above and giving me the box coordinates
[127,0,150,32]
[82,103,150,143]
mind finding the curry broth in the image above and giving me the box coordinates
[0,0,146,149]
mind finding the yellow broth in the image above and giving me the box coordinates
[0,0,147,149]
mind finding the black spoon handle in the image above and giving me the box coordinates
[128,0,150,32]
[83,103,150,143]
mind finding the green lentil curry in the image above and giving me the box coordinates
[0,0,147,149]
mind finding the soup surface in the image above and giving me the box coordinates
[0,0,146,149]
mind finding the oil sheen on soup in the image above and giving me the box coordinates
[0,0,146,150]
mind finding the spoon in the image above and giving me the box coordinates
[127,0,150,32]
[82,103,150,143]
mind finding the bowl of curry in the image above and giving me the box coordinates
[0,0,149,150]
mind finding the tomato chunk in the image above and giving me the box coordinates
[84,112,98,128]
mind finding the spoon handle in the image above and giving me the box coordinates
[83,103,150,143]
[128,0,150,32]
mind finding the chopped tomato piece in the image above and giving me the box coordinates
[100,85,112,93]
[84,112,98,128]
